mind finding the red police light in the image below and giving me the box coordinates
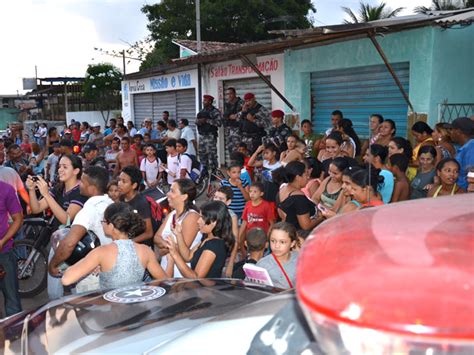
[297,195,474,354]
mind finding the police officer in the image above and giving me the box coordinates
[197,95,222,173]
[268,109,292,152]
[223,87,244,158]
[239,92,271,153]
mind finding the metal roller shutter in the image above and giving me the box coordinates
[176,89,197,131]
[133,93,153,129]
[152,91,176,122]
[311,62,410,138]
[223,77,272,163]
[133,89,196,132]
[224,77,272,112]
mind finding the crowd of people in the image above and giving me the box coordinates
[0,90,473,318]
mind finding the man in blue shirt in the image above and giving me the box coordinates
[448,117,474,190]
[104,118,117,136]
[138,118,159,140]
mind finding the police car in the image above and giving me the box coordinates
[1,194,472,354]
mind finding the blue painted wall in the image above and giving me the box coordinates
[285,25,473,129]
[429,25,474,121]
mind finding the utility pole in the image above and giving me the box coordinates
[196,0,201,52]
[122,50,126,76]
[196,0,202,110]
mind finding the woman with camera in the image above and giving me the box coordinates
[26,154,87,228]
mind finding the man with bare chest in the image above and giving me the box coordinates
[114,137,138,177]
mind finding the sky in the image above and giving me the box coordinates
[0,0,433,95]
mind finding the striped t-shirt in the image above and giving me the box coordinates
[220,179,249,218]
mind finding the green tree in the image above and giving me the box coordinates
[83,63,122,125]
[140,0,316,69]
[342,1,404,23]
[415,0,474,13]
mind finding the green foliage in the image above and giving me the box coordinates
[83,63,122,124]
[342,1,404,23]
[415,0,474,13]
[140,0,315,69]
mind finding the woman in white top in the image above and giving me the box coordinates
[166,119,181,140]
[154,178,201,277]
[127,121,138,137]
[336,118,361,158]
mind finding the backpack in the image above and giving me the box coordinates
[182,153,203,183]
[144,195,163,233]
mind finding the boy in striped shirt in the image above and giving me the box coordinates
[220,160,250,219]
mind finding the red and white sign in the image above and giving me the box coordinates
[209,57,280,78]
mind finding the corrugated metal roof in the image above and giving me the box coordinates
[173,40,241,54]
[435,8,474,25]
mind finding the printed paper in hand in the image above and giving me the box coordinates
[243,263,274,286]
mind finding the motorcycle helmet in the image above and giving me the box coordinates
[65,231,101,266]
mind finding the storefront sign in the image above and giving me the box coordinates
[122,70,196,97]
[150,72,192,91]
[209,58,280,78]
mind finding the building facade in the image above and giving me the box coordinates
[284,24,474,137]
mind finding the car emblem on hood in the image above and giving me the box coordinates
[103,285,166,304]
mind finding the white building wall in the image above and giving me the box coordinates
[66,110,122,130]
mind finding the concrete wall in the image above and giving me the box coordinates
[66,110,122,130]
[429,25,474,122]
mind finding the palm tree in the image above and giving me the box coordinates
[415,0,474,13]
[342,1,404,24]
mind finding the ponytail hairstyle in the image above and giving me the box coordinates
[385,119,397,136]
[330,156,352,174]
[200,201,235,253]
[326,131,343,146]
[281,161,306,183]
[338,118,361,156]
[342,165,363,178]
[390,137,413,160]
[103,202,146,239]
[272,166,288,185]
[412,121,433,135]
[434,122,453,142]
[174,178,198,213]
[304,157,323,179]
[56,154,83,196]
[370,144,389,164]
[351,166,384,193]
